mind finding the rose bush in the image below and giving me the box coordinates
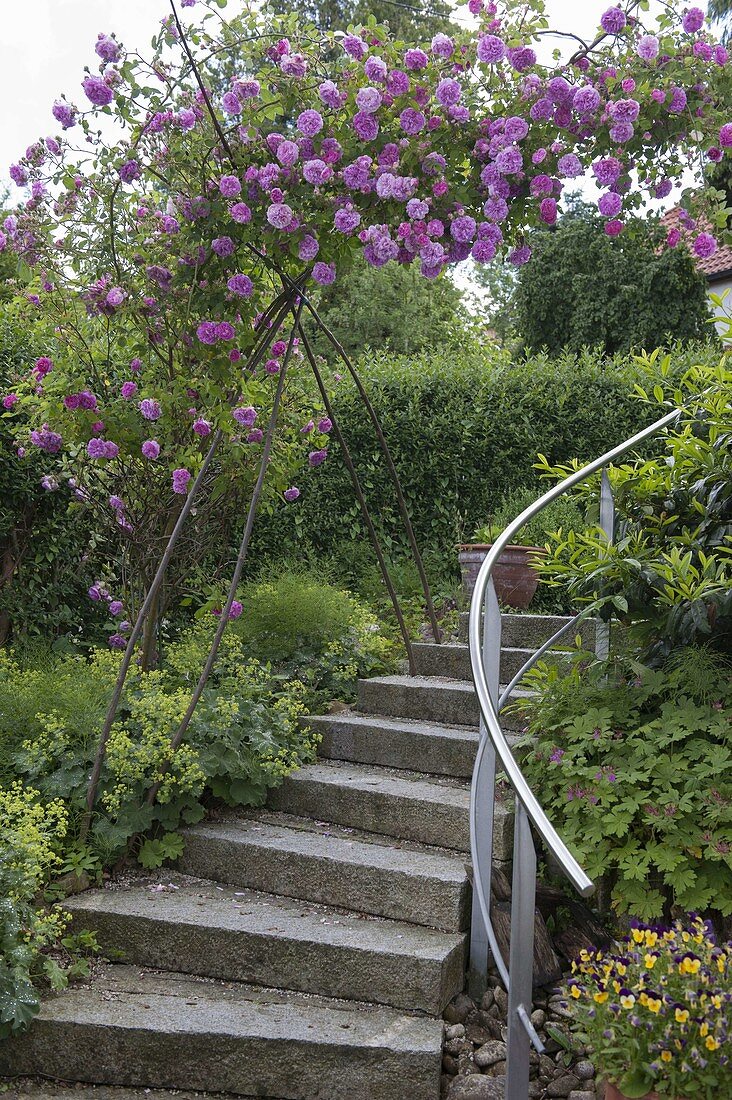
[0,0,730,681]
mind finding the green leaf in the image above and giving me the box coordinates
[617,1068,655,1098]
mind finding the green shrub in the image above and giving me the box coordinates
[536,356,732,662]
[513,202,712,357]
[520,648,732,921]
[0,635,318,864]
[247,342,720,584]
[0,783,95,1038]
[473,486,586,547]
[227,569,392,707]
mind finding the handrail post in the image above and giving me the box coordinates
[595,467,615,661]
[505,805,538,1100]
[467,576,501,997]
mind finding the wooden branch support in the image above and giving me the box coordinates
[296,318,417,676]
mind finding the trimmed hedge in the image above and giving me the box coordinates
[249,342,721,579]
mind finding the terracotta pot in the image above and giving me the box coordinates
[458,543,545,609]
[604,1082,679,1100]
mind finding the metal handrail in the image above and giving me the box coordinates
[467,403,685,1100]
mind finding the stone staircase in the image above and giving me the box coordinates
[0,613,584,1100]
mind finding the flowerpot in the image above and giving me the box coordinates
[458,543,545,609]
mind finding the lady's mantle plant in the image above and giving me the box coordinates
[564,917,732,1099]
[1,0,731,655]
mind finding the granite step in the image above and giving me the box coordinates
[268,760,512,857]
[67,877,465,1014]
[357,675,531,730]
[307,712,482,779]
[410,641,571,682]
[459,611,593,648]
[0,965,443,1100]
[178,812,470,932]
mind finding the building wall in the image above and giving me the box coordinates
[708,276,732,338]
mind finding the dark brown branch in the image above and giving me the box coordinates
[144,295,304,805]
[296,318,417,674]
[169,0,235,162]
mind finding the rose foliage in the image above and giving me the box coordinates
[1,0,732,648]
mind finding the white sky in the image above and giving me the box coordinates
[0,0,647,181]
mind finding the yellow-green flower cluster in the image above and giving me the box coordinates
[102,678,205,815]
[0,781,67,897]
[563,918,731,1099]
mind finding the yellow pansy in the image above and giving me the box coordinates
[620,994,635,1009]
[644,953,658,969]
[661,1051,672,1063]
[705,1036,720,1052]
[675,1008,689,1024]
[594,991,609,1004]
[570,986,581,999]
[647,997,662,1014]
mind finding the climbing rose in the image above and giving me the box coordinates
[637,35,660,60]
[312,262,336,285]
[30,426,62,453]
[598,192,623,217]
[284,487,300,502]
[354,112,379,141]
[404,49,428,70]
[477,35,505,64]
[719,123,732,147]
[82,76,114,107]
[141,440,160,459]
[139,398,162,420]
[308,449,328,466]
[431,33,454,58]
[600,7,626,33]
[436,78,461,107]
[95,34,120,62]
[267,203,294,229]
[52,101,76,129]
[682,7,705,33]
[193,417,211,437]
[694,232,717,257]
[227,274,253,297]
[120,381,138,399]
[605,219,624,236]
[172,468,191,494]
[539,198,557,224]
[118,159,141,183]
[219,174,241,197]
[317,418,333,433]
[233,406,257,426]
[297,109,323,136]
[197,321,218,344]
[356,87,382,113]
[230,202,252,223]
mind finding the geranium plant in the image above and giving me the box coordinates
[564,916,732,1099]
[0,0,730,811]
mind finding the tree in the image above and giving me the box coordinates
[470,260,518,344]
[310,254,472,359]
[513,204,712,357]
[267,0,456,41]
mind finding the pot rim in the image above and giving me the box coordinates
[457,542,547,554]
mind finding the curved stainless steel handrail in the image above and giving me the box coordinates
[468,403,683,907]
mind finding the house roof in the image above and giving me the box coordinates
[660,205,732,280]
